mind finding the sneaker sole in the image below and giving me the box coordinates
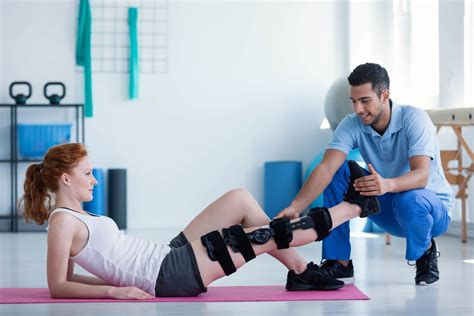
[286,284,345,291]
[416,279,439,286]
[338,276,355,284]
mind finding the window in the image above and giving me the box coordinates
[391,0,439,108]
[465,0,473,107]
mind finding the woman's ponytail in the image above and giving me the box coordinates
[19,163,53,225]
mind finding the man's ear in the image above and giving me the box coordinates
[382,89,390,104]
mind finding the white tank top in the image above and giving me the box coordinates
[47,208,171,295]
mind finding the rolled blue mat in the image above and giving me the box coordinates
[83,168,106,215]
[264,161,302,219]
[108,169,127,230]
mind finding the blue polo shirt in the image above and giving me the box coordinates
[327,101,454,216]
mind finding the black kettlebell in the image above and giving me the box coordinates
[44,82,66,105]
[9,81,32,104]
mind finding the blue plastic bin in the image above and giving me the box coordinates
[17,124,72,159]
[264,161,302,218]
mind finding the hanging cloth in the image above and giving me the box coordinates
[128,7,139,99]
[76,0,93,117]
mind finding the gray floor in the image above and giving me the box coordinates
[1,228,473,316]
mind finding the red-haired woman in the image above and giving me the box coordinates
[20,143,374,299]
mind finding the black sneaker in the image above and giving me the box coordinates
[414,239,440,285]
[318,259,355,284]
[286,262,344,291]
[344,160,380,218]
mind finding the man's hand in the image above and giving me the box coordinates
[354,164,392,196]
[108,286,154,300]
[275,206,300,220]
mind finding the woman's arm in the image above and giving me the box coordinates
[66,259,110,285]
[47,213,153,299]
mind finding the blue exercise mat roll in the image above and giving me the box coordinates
[83,168,106,215]
[264,161,302,219]
[108,169,127,230]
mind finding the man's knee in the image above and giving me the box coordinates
[393,190,430,221]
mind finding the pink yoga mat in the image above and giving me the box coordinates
[0,285,368,304]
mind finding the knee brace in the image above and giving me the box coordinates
[201,207,333,274]
[225,207,332,252]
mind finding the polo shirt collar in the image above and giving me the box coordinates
[360,99,402,137]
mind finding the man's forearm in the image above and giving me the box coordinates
[290,165,334,213]
[386,169,429,193]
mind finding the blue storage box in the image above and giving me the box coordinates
[264,161,302,219]
[17,124,72,159]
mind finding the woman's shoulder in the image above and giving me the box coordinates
[48,209,83,232]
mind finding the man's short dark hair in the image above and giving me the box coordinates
[347,63,390,97]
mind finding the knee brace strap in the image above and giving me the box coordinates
[269,217,293,249]
[222,225,256,262]
[308,207,333,241]
[201,230,236,276]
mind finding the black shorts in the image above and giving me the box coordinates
[154,232,207,297]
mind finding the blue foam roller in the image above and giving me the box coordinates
[83,168,106,215]
[264,161,302,219]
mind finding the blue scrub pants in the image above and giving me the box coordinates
[322,161,451,261]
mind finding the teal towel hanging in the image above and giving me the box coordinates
[128,7,139,100]
[76,0,93,117]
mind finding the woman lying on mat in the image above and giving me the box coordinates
[19,143,378,299]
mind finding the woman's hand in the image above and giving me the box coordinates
[108,286,154,300]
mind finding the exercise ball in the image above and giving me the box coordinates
[324,77,352,131]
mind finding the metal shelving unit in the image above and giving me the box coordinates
[0,103,85,232]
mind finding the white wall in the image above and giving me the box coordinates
[348,0,392,69]
[439,0,465,108]
[1,1,347,228]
